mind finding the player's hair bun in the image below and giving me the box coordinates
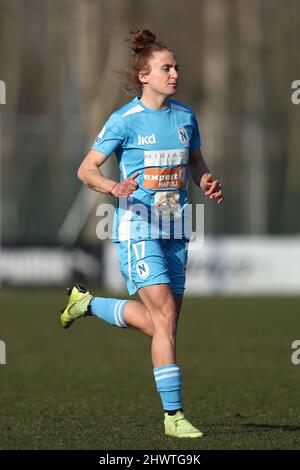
[130,29,156,54]
[123,29,173,94]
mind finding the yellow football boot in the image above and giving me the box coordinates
[60,284,93,329]
[164,411,204,438]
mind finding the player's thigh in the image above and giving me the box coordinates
[139,286,183,329]
[138,283,175,312]
[138,283,177,329]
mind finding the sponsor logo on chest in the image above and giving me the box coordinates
[144,148,189,167]
[144,167,186,189]
[137,133,156,145]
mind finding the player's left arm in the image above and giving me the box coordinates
[189,148,223,205]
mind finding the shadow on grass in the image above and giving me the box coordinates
[242,423,300,432]
[203,420,300,437]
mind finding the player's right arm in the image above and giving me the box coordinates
[77,149,138,197]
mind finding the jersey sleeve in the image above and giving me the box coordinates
[190,113,201,150]
[92,113,125,156]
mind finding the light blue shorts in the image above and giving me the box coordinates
[114,238,189,296]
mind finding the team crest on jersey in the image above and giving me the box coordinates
[96,126,106,143]
[178,127,189,146]
[136,260,150,279]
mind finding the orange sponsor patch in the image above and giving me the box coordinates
[144,167,186,189]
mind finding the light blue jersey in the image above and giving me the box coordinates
[92,97,201,242]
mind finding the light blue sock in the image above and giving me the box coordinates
[153,364,182,411]
[90,297,128,328]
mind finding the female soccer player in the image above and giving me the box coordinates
[60,29,223,438]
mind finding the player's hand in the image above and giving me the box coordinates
[200,173,223,205]
[110,172,139,197]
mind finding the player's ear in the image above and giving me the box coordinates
[138,70,149,85]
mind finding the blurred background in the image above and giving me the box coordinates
[0,0,300,293]
[1,0,300,451]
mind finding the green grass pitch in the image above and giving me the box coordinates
[0,288,299,450]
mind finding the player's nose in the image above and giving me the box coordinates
[170,68,178,80]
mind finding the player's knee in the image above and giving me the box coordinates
[151,303,177,335]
